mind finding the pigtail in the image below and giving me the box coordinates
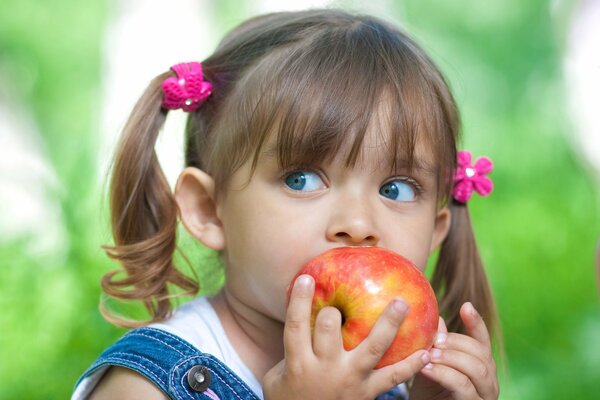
[100,72,199,328]
[432,202,498,338]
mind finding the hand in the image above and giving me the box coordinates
[263,275,430,400]
[409,303,499,400]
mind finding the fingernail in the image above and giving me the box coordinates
[430,348,442,360]
[420,352,430,365]
[424,363,434,370]
[391,298,409,316]
[435,332,447,346]
[296,275,313,289]
[465,302,477,317]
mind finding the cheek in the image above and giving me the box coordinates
[387,214,438,272]
[220,207,295,319]
[221,192,319,281]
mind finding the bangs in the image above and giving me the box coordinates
[216,15,458,201]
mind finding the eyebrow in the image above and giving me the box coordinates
[261,144,278,159]
[390,159,437,176]
[262,144,438,177]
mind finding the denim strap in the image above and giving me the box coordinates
[76,327,260,400]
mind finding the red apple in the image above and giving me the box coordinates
[289,246,438,368]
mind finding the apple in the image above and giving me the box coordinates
[289,246,438,368]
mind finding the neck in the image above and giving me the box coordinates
[210,288,285,380]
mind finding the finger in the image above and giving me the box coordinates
[368,350,430,396]
[312,306,343,359]
[460,302,492,350]
[429,348,498,399]
[433,331,489,366]
[432,317,448,349]
[284,275,315,360]
[438,316,448,333]
[353,298,409,371]
[420,363,480,400]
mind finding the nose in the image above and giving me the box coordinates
[325,198,380,246]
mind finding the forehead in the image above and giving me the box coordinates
[258,96,439,177]
[356,134,437,177]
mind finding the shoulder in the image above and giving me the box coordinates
[88,367,168,400]
[74,326,261,400]
[73,327,198,399]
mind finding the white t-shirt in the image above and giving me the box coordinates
[72,297,263,399]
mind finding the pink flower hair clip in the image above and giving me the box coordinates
[452,150,494,204]
[161,62,212,112]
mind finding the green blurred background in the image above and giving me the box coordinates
[1,0,599,398]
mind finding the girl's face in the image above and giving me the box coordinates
[214,126,451,323]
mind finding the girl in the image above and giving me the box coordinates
[73,8,499,400]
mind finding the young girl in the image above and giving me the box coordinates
[73,8,499,400]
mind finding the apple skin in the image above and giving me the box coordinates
[289,246,439,369]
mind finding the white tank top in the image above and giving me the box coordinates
[151,297,263,398]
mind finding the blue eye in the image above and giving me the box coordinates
[379,179,416,202]
[284,171,325,192]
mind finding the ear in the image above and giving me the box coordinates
[430,206,451,253]
[174,167,225,251]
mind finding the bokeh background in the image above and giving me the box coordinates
[1,0,599,398]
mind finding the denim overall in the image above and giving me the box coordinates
[75,327,408,399]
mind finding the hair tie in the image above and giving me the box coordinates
[452,150,493,204]
[161,62,212,112]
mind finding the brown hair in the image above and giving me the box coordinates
[101,9,498,339]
